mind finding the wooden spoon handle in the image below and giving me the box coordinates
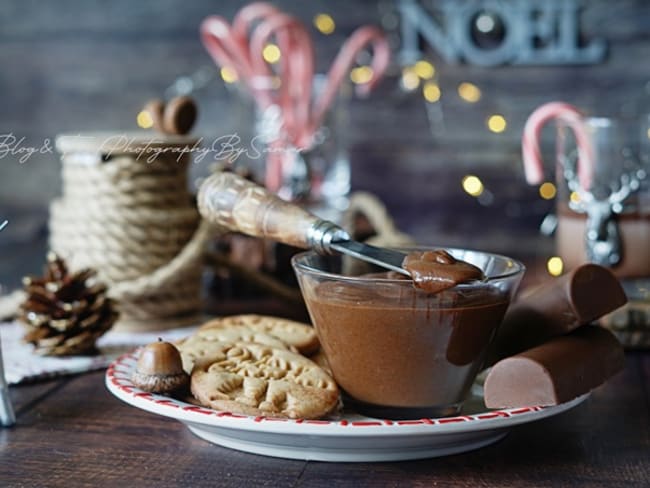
[198,172,326,249]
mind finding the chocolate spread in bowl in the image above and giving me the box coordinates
[302,251,509,417]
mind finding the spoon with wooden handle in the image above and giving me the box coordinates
[197,172,409,275]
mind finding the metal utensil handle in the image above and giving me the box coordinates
[0,333,15,427]
[198,172,347,251]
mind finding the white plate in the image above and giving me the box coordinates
[105,351,588,462]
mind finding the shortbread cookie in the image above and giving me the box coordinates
[309,349,332,376]
[176,324,295,374]
[198,315,320,356]
[191,342,339,419]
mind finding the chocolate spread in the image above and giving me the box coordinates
[304,275,508,413]
[402,250,485,293]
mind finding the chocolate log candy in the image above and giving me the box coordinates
[484,325,624,409]
[486,264,627,365]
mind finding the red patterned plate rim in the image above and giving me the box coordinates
[105,351,588,435]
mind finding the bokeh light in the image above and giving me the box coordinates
[476,13,496,33]
[220,66,238,83]
[400,67,420,91]
[462,175,484,197]
[314,14,335,34]
[262,43,281,64]
[539,182,557,200]
[136,110,154,129]
[413,60,435,79]
[423,81,441,102]
[350,66,374,84]
[487,114,507,133]
[457,82,481,102]
[547,256,564,276]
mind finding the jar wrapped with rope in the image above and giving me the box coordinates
[51,132,212,331]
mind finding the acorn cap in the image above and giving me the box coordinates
[131,370,188,394]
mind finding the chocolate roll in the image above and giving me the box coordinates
[484,325,624,409]
[486,264,627,365]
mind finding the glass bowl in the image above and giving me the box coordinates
[292,247,525,419]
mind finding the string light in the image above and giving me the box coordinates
[539,182,557,200]
[462,175,484,197]
[487,114,507,133]
[350,66,374,84]
[263,43,281,64]
[457,82,481,102]
[413,60,435,79]
[400,66,420,91]
[547,256,564,276]
[220,66,238,83]
[136,110,154,129]
[313,13,336,35]
[422,81,441,102]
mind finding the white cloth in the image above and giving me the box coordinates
[0,321,196,385]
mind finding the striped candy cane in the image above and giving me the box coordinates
[522,102,594,190]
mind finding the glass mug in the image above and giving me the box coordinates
[555,116,650,279]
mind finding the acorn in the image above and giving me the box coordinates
[142,96,197,135]
[131,339,189,394]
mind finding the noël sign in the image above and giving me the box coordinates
[397,0,606,66]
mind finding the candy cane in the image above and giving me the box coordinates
[200,16,251,79]
[232,2,281,42]
[312,26,390,131]
[522,101,594,190]
[249,13,314,146]
[249,13,314,188]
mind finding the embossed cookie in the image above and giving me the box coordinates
[309,349,332,376]
[191,342,339,419]
[198,315,320,356]
[176,324,295,374]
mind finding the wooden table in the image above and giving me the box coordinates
[1,349,648,487]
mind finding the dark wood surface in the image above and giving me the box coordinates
[1,353,648,487]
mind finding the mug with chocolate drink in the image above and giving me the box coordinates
[554,116,648,277]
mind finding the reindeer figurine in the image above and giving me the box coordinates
[563,158,646,267]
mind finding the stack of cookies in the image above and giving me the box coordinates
[174,315,338,420]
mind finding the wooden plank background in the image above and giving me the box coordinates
[0,0,648,285]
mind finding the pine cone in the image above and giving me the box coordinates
[19,252,118,356]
